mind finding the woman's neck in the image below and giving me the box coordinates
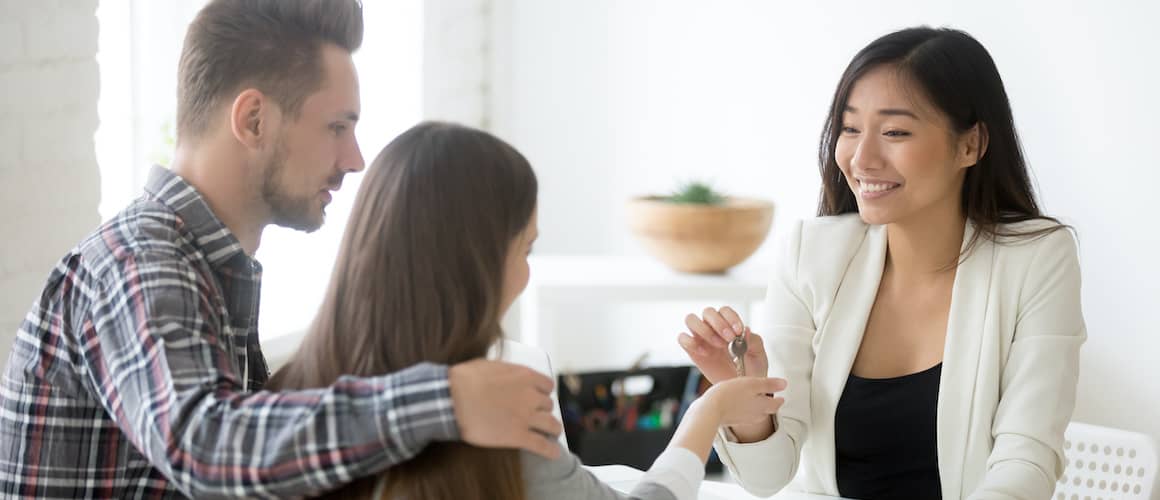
[884,204,967,279]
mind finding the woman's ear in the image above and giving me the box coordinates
[229,88,273,150]
[958,122,989,169]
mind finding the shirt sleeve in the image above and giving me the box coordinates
[967,229,1085,499]
[712,219,813,496]
[82,249,459,499]
[521,444,700,500]
[635,447,705,500]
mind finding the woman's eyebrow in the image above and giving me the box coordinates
[845,105,918,119]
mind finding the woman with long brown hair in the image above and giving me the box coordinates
[680,27,1084,499]
[270,121,786,500]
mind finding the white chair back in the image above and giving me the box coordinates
[1054,421,1157,499]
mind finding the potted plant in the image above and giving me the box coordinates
[627,181,773,273]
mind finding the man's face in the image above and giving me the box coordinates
[261,43,364,232]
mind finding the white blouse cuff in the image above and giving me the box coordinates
[639,447,706,500]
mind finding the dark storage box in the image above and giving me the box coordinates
[557,365,722,474]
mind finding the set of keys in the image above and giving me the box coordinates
[728,322,748,377]
[729,323,779,401]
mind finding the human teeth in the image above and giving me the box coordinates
[861,182,899,193]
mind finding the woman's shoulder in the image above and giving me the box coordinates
[794,213,874,259]
[994,216,1070,236]
[975,218,1081,292]
[987,217,1078,257]
[771,214,874,290]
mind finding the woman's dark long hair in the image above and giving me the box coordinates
[268,121,538,500]
[818,27,1066,258]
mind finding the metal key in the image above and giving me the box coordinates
[728,324,748,377]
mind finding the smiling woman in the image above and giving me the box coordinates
[679,27,1085,500]
[816,28,1065,260]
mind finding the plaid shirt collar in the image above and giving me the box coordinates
[142,165,252,270]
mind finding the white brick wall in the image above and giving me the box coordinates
[0,0,101,358]
[423,0,491,127]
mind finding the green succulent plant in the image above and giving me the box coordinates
[666,180,726,205]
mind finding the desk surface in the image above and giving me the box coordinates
[587,464,850,500]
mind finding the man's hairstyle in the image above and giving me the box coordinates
[176,0,364,139]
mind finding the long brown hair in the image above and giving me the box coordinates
[268,122,538,499]
[818,27,1068,261]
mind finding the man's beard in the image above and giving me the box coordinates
[260,138,325,233]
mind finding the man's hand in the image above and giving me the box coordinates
[448,359,563,459]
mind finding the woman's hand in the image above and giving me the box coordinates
[700,376,786,427]
[677,306,769,384]
[670,376,785,463]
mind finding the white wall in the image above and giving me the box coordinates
[0,0,101,357]
[423,0,490,127]
[488,0,1160,444]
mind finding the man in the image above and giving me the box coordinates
[0,1,560,498]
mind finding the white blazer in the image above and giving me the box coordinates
[714,214,1085,500]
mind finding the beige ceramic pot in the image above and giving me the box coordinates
[626,196,774,273]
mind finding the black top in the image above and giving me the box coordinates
[835,363,943,500]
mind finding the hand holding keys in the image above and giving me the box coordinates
[678,306,771,385]
[728,323,749,377]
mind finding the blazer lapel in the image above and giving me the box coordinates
[936,222,994,499]
[811,223,888,494]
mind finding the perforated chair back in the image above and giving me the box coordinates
[1054,421,1157,499]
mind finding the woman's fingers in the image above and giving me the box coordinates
[713,378,788,426]
[759,377,787,394]
[734,376,785,394]
[763,396,786,415]
[685,313,725,348]
[701,307,737,344]
[677,332,709,357]
[718,306,745,335]
[744,331,766,361]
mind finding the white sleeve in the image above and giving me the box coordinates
[636,447,706,500]
[714,220,815,496]
[713,414,805,496]
[967,229,1085,499]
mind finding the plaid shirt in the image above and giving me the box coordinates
[0,166,459,499]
